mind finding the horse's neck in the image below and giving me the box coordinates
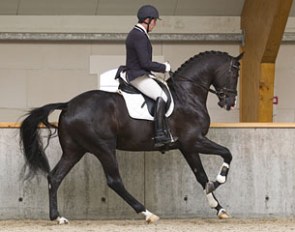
[170,54,227,111]
[171,69,213,93]
[169,75,210,111]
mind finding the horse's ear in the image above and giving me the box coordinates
[235,52,244,60]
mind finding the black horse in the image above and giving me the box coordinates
[20,51,243,224]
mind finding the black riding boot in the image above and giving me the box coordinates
[154,97,177,147]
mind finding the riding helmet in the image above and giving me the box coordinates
[137,5,160,22]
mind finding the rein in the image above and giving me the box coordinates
[171,73,237,99]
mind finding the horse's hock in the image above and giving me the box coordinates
[1,123,295,219]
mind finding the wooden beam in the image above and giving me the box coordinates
[262,2,294,63]
[259,63,275,122]
[240,0,293,122]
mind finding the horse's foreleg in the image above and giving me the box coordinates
[95,151,159,223]
[205,191,230,219]
[47,151,84,224]
[181,151,229,219]
[205,162,230,194]
[194,137,232,194]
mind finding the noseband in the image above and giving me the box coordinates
[208,87,237,99]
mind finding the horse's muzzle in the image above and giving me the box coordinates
[218,96,236,111]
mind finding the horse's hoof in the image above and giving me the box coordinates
[146,214,160,224]
[56,216,69,225]
[218,209,230,219]
[206,181,215,194]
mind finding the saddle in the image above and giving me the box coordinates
[114,66,174,121]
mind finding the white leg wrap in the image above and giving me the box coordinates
[204,190,218,208]
[142,210,160,224]
[216,174,226,184]
[56,216,69,225]
[216,163,229,184]
[142,210,153,218]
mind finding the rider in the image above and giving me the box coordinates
[125,5,177,147]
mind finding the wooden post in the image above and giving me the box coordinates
[240,0,293,122]
[260,63,275,122]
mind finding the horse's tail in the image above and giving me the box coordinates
[20,102,68,179]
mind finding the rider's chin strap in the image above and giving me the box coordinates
[143,18,152,33]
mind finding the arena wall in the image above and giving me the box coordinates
[0,124,294,220]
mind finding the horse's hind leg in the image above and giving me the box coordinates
[47,147,85,224]
[181,150,229,219]
[93,147,159,223]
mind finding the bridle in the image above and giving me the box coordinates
[208,87,237,99]
[212,59,239,99]
[171,58,239,99]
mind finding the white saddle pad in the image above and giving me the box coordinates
[117,84,174,121]
[99,68,174,121]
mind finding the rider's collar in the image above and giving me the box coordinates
[135,23,149,38]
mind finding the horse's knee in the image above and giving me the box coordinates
[223,149,232,164]
[227,153,232,164]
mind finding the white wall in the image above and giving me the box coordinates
[0,16,241,33]
[0,41,240,122]
[274,44,295,122]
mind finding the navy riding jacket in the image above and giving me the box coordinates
[125,25,166,82]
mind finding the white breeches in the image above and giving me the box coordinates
[130,75,168,102]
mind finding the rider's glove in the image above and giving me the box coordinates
[164,62,171,72]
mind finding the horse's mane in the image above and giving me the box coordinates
[174,50,230,76]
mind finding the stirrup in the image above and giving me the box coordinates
[154,137,171,147]
[166,130,178,143]
[154,132,178,147]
